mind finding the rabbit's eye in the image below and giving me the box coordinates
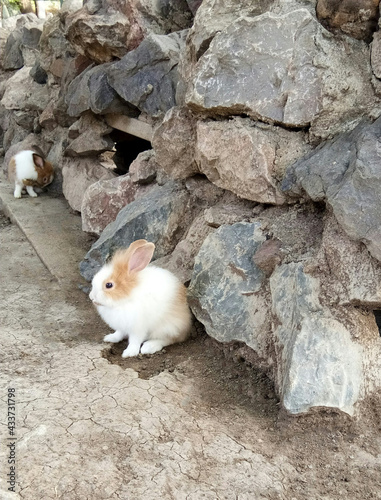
[105,282,114,289]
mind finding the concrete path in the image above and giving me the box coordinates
[1,176,381,500]
[0,178,91,285]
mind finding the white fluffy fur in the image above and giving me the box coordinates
[14,150,39,181]
[90,264,191,357]
[13,150,39,198]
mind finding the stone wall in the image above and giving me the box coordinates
[2,0,381,417]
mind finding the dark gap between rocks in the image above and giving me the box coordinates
[373,310,381,337]
[110,129,152,175]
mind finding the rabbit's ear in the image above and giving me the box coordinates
[128,241,155,273]
[32,154,44,169]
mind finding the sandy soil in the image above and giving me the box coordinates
[1,211,381,500]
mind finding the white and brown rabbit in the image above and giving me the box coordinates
[90,239,192,357]
[8,150,54,198]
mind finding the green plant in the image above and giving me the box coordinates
[4,0,23,9]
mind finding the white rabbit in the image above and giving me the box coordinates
[89,239,191,357]
[8,150,54,198]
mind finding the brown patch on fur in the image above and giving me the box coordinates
[102,271,139,301]
[8,158,16,182]
[101,240,152,301]
[171,283,192,342]
[104,251,139,301]
[33,155,54,187]
[22,179,41,187]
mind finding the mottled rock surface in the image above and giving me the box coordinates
[270,262,363,415]
[81,174,137,235]
[62,157,116,212]
[65,113,114,156]
[65,63,138,117]
[186,8,379,140]
[0,66,50,112]
[2,30,24,70]
[128,150,159,185]
[312,215,381,308]
[152,106,198,179]
[39,15,72,75]
[65,10,132,64]
[282,116,381,262]
[316,0,380,42]
[107,31,187,117]
[65,0,193,64]
[189,222,270,358]
[195,119,310,204]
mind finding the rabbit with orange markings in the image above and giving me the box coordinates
[8,150,54,198]
[90,239,191,357]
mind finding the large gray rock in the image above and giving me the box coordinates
[3,120,30,151]
[88,64,138,116]
[128,150,159,185]
[65,0,193,64]
[152,106,198,179]
[65,63,138,117]
[195,118,310,204]
[39,15,72,74]
[155,214,215,283]
[62,157,116,212]
[43,126,71,193]
[2,30,24,70]
[270,262,363,415]
[107,31,187,117]
[22,25,43,44]
[282,116,381,262]
[134,0,193,33]
[311,216,381,308]
[0,66,50,112]
[80,181,193,281]
[65,113,114,156]
[186,0,276,60]
[153,112,310,199]
[371,31,381,79]
[81,174,138,235]
[1,13,44,69]
[81,162,156,236]
[65,9,132,64]
[65,65,96,116]
[189,222,271,359]
[21,20,44,66]
[186,8,379,141]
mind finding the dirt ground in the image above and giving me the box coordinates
[1,210,381,500]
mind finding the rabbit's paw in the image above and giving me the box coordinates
[140,340,165,355]
[122,344,141,358]
[104,331,124,343]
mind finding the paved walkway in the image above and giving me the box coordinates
[0,179,90,285]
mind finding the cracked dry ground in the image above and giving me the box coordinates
[1,212,381,500]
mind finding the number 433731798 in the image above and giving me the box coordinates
[8,388,15,437]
